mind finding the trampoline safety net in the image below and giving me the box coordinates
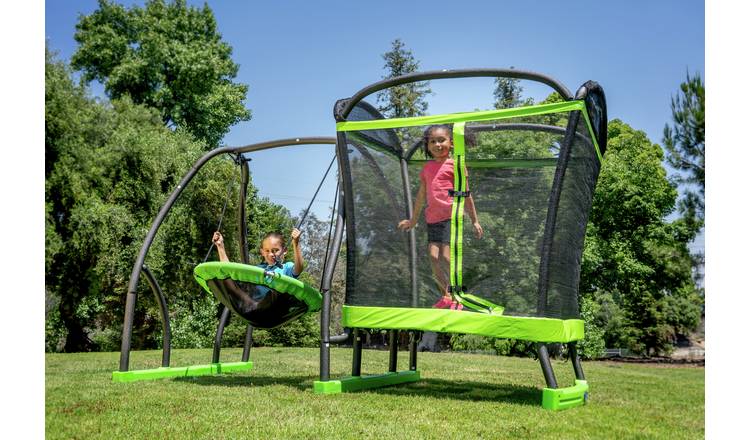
[338,100,603,321]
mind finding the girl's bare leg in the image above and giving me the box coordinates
[428,242,450,298]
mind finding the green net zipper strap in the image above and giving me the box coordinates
[454,292,505,314]
[450,122,467,293]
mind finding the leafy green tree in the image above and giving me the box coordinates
[45,49,247,351]
[662,72,705,219]
[376,39,431,119]
[492,69,534,109]
[71,0,250,148]
[581,119,702,356]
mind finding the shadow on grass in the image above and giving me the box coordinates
[178,374,539,406]
[174,373,316,390]
[369,378,540,406]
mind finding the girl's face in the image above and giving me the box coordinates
[260,236,286,266]
[426,128,452,160]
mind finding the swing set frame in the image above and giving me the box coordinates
[114,68,606,411]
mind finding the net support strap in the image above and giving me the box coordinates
[449,122,467,296]
[449,122,504,314]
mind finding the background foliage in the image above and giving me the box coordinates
[45,19,703,359]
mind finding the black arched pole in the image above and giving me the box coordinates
[319,173,347,381]
[238,157,254,362]
[140,264,171,368]
[534,111,581,389]
[118,137,336,373]
[335,68,573,121]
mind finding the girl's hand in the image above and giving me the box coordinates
[473,222,484,239]
[398,219,415,231]
[212,231,224,247]
[291,228,301,245]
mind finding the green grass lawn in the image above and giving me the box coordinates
[46,347,704,439]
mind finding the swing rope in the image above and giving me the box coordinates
[296,154,337,230]
[320,174,340,288]
[202,154,241,263]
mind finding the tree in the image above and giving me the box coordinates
[492,69,534,109]
[581,119,703,356]
[376,39,431,119]
[71,0,250,148]
[45,49,257,351]
[662,72,705,219]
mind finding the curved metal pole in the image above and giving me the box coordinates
[140,265,171,368]
[119,137,335,372]
[320,175,347,381]
[238,158,254,362]
[212,306,231,363]
[337,69,573,120]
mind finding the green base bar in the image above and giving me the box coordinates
[542,379,589,410]
[314,370,421,394]
[112,361,254,383]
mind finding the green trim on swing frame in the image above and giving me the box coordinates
[112,361,253,383]
[342,306,584,343]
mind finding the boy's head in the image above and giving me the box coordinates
[260,231,286,266]
[423,125,453,159]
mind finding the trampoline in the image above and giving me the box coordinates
[113,68,607,411]
[314,68,607,411]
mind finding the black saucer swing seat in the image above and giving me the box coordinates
[194,262,323,328]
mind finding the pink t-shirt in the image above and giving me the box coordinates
[420,159,466,224]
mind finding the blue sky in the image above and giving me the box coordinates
[44,0,704,251]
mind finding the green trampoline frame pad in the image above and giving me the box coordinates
[342,306,584,342]
[194,262,322,312]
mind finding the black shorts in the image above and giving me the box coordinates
[426,219,451,244]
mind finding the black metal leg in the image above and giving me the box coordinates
[388,330,398,372]
[241,324,253,362]
[409,331,420,371]
[568,342,585,380]
[352,328,362,377]
[537,343,558,388]
[212,306,231,364]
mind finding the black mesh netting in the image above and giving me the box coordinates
[340,105,600,320]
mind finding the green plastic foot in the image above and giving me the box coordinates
[542,379,589,410]
[112,361,253,383]
[314,370,421,394]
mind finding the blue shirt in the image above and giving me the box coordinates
[253,261,298,300]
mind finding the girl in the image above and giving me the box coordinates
[212,228,304,303]
[398,125,483,309]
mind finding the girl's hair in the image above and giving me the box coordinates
[422,124,453,158]
[261,231,286,248]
